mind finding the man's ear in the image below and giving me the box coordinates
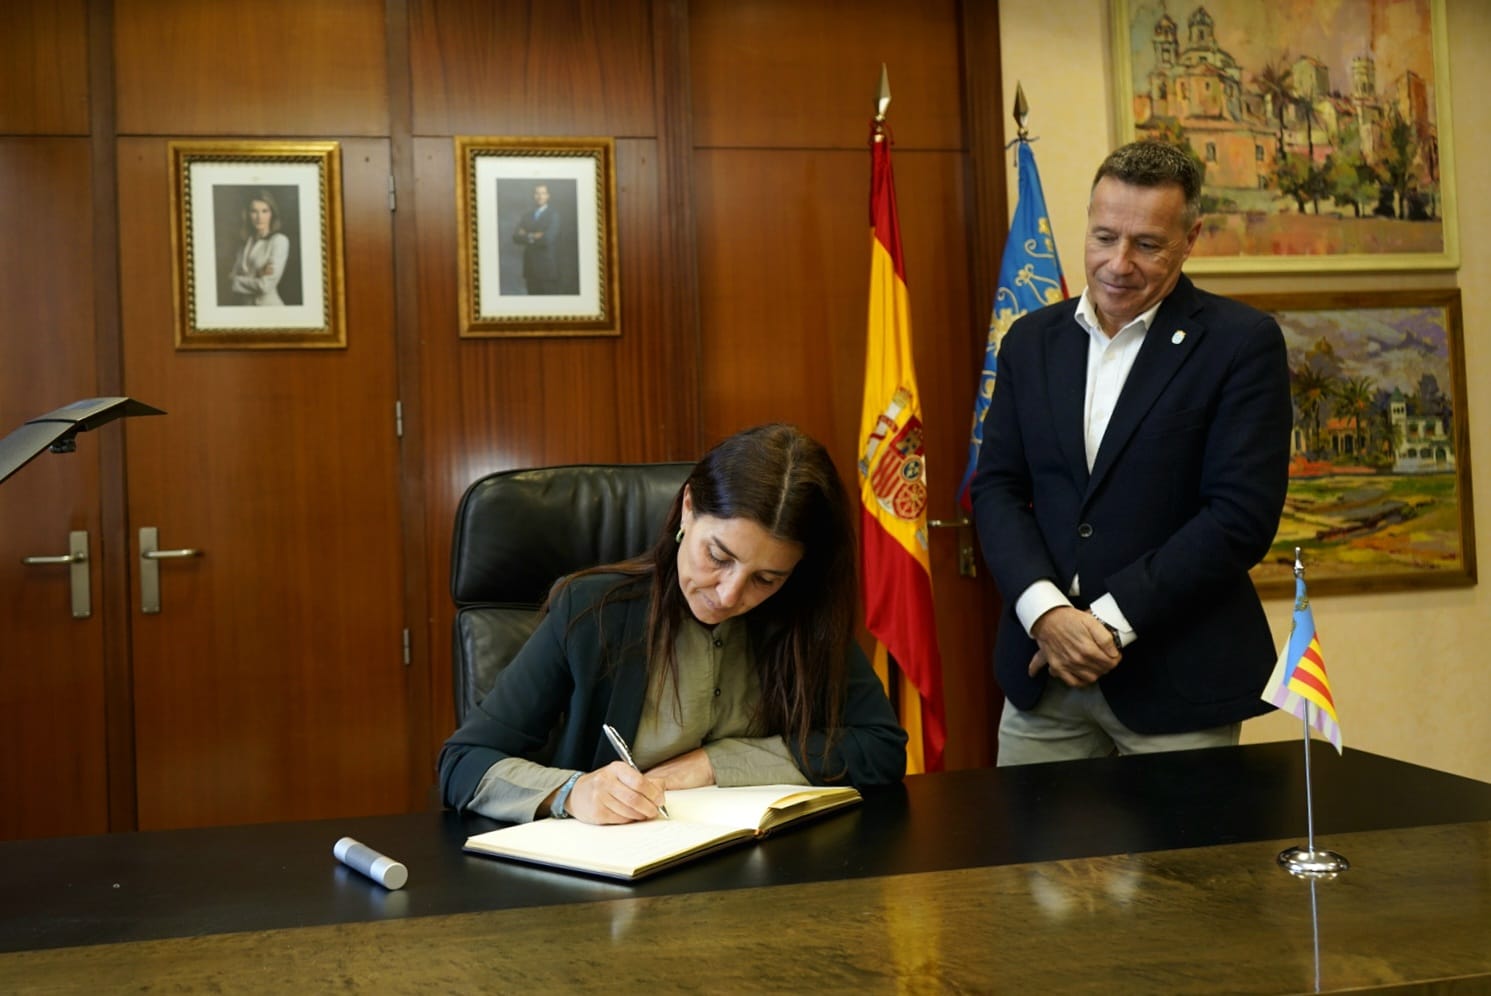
[1183,218,1203,255]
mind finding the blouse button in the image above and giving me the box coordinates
[713,638,723,648]
[714,687,722,697]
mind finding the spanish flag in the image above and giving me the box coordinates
[858,121,946,772]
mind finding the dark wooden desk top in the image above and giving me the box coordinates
[5,741,1491,959]
[6,820,1490,993]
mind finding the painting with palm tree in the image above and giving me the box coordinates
[1239,290,1474,596]
[1112,0,1458,272]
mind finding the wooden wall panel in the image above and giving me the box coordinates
[414,131,699,749]
[408,1,700,752]
[693,148,864,448]
[409,0,657,137]
[959,0,1010,349]
[689,0,999,768]
[6,2,1004,827]
[0,138,107,839]
[689,0,963,150]
[694,146,995,768]
[0,0,90,134]
[113,0,389,136]
[413,138,696,499]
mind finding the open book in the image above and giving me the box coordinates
[463,783,861,881]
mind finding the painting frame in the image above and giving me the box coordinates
[168,140,346,350]
[1111,0,1459,273]
[1242,288,1475,598]
[455,136,620,338]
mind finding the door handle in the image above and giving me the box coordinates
[139,526,203,614]
[143,547,203,560]
[20,530,91,618]
[927,516,977,578]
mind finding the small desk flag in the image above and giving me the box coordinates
[858,121,946,772]
[1262,572,1343,753]
[957,139,1067,510]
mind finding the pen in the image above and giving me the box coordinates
[601,723,670,819]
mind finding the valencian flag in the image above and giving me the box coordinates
[858,120,946,773]
[956,138,1067,510]
[1262,571,1343,753]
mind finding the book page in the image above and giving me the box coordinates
[663,784,859,831]
[466,817,747,879]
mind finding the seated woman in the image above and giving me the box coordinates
[439,423,908,825]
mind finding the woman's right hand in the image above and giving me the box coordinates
[563,761,667,824]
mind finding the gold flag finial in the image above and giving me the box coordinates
[1013,81,1030,140]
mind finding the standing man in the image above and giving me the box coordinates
[970,140,1292,765]
[512,183,560,294]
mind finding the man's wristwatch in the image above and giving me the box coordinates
[1090,610,1123,652]
[550,771,582,819]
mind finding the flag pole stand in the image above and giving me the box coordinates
[1277,732,1349,878]
[1277,722,1350,877]
[1277,548,1349,879]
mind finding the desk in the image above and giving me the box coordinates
[4,742,1491,992]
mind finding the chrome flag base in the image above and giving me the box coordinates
[1277,846,1350,879]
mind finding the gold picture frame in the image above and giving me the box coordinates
[1244,289,1475,597]
[1111,0,1458,273]
[455,136,619,337]
[168,141,346,349]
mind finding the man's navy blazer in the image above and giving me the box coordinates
[970,274,1293,734]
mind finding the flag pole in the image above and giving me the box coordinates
[1308,878,1323,991]
[1278,547,1350,879]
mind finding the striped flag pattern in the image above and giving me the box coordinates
[858,123,946,772]
[1262,572,1343,753]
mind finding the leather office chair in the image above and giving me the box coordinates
[449,461,693,726]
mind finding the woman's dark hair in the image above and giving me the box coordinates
[240,189,283,238]
[560,423,858,768]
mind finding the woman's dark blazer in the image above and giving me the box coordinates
[439,573,908,810]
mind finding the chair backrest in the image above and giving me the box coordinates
[449,462,693,725]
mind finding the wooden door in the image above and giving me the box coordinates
[0,138,110,840]
[115,137,413,830]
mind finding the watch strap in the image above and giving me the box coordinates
[551,771,582,819]
[1090,610,1123,652]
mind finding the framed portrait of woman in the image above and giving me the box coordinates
[168,141,346,349]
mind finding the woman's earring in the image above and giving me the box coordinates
[675,527,685,543]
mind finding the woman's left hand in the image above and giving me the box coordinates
[644,748,716,790]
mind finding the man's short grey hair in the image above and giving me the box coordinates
[1092,140,1202,225]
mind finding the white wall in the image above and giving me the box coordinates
[999,0,1491,782]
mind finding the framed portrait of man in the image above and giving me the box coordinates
[455,136,619,337]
